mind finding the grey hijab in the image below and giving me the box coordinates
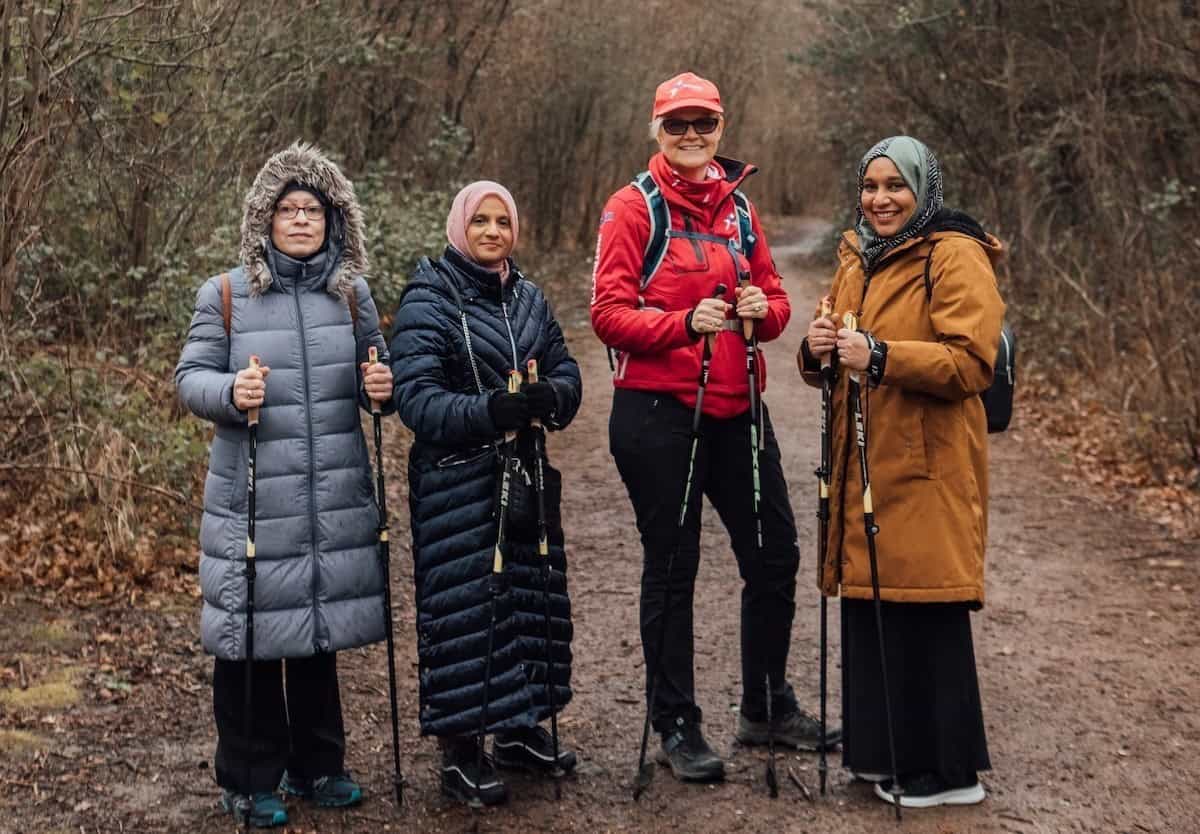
[855,136,944,269]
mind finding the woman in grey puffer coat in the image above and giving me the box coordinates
[175,142,393,827]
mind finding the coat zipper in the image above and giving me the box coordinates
[682,215,705,262]
[291,265,323,652]
[501,299,519,372]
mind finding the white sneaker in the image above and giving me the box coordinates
[874,775,986,808]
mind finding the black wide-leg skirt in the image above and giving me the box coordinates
[840,599,991,787]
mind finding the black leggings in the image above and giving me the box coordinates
[609,388,802,732]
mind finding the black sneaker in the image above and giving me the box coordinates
[654,719,725,783]
[440,736,508,807]
[874,772,986,808]
[494,725,578,775]
[736,709,842,751]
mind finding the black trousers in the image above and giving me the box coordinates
[841,600,991,787]
[610,388,801,733]
[213,652,346,794]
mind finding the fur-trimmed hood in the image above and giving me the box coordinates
[240,141,368,298]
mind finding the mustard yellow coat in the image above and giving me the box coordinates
[801,229,1005,606]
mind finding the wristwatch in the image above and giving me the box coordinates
[865,331,888,388]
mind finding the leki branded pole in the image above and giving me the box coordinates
[242,354,261,833]
[473,369,524,815]
[844,312,901,820]
[816,298,835,796]
[526,358,565,799]
[632,284,727,800]
[367,346,405,807]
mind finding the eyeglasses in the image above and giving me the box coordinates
[661,116,721,136]
[275,204,325,220]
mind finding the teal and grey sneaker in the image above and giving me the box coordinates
[279,770,364,808]
[220,790,288,828]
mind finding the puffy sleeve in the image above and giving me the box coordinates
[388,283,496,446]
[882,237,1005,400]
[175,275,246,427]
[350,276,396,415]
[589,190,695,355]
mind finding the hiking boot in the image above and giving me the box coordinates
[219,790,288,828]
[736,708,842,751]
[279,770,364,807]
[654,719,725,783]
[874,772,986,808]
[494,725,578,775]
[440,736,508,807]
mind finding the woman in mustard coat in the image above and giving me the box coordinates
[798,136,1005,809]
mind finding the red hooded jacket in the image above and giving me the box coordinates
[590,153,790,418]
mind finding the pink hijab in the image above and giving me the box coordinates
[446,180,520,283]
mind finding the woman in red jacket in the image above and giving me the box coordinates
[591,71,839,784]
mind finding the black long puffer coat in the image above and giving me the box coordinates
[389,246,582,737]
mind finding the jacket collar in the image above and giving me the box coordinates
[649,152,758,224]
[264,239,339,293]
[440,245,522,304]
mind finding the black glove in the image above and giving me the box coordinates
[488,390,529,431]
[522,381,557,420]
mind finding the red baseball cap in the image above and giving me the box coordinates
[652,72,723,119]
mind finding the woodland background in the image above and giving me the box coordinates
[1,0,1197,597]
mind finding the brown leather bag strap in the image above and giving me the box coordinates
[220,273,232,336]
[346,287,358,333]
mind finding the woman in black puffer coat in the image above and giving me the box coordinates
[389,181,582,806]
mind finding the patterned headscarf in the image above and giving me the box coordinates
[855,136,943,269]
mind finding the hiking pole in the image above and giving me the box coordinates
[526,358,565,800]
[816,298,835,797]
[367,346,405,808]
[242,354,261,834]
[474,369,523,817]
[632,283,726,801]
[734,258,775,797]
[844,313,901,820]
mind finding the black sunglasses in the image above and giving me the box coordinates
[661,116,721,136]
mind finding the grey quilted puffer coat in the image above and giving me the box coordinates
[175,142,392,661]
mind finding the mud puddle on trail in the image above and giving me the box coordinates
[1,227,1197,834]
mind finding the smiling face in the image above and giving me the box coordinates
[271,193,326,258]
[656,107,724,182]
[466,195,515,267]
[860,156,917,237]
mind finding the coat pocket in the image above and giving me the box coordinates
[230,442,249,514]
[902,396,934,480]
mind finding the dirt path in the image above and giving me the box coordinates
[2,229,1197,834]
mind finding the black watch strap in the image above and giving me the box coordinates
[866,332,888,388]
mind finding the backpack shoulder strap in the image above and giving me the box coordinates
[631,171,670,290]
[922,240,938,303]
[220,273,232,336]
[731,189,757,258]
[345,285,359,329]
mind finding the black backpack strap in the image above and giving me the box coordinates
[732,189,757,258]
[923,240,937,302]
[631,171,670,290]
